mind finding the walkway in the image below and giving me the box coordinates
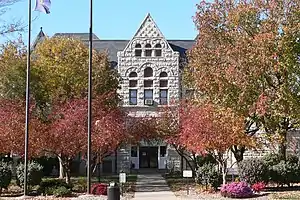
[133,173,177,200]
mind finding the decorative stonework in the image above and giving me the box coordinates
[133,13,165,38]
[117,13,180,116]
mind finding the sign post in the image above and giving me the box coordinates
[119,172,126,196]
[183,170,192,195]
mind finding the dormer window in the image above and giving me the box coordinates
[135,44,142,57]
[155,44,162,56]
[145,44,152,57]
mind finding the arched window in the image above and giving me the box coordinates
[159,71,168,105]
[145,43,152,57]
[144,67,153,77]
[155,44,162,56]
[135,44,142,57]
[159,72,168,77]
[129,72,137,77]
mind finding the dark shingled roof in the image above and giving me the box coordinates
[53,33,99,40]
[52,33,195,62]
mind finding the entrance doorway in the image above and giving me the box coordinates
[139,147,158,168]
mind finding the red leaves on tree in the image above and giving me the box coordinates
[177,101,253,154]
[43,93,126,160]
[0,99,47,156]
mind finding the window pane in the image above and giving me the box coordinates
[160,90,167,97]
[144,89,153,99]
[129,80,137,87]
[160,146,166,157]
[160,89,168,105]
[155,49,162,57]
[144,80,153,87]
[144,67,153,77]
[131,146,137,157]
[135,49,142,57]
[129,72,137,77]
[160,80,168,87]
[129,89,137,105]
[160,72,168,77]
[145,50,152,57]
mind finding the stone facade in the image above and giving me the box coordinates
[116,14,183,173]
[117,14,180,111]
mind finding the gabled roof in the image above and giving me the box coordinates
[32,27,46,49]
[78,39,195,62]
[53,33,99,40]
[133,13,165,38]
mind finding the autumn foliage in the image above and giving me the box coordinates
[187,0,300,160]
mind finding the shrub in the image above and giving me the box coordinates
[196,163,222,190]
[263,153,281,166]
[16,161,43,188]
[221,181,253,198]
[38,179,71,195]
[251,182,266,193]
[53,186,72,197]
[271,160,300,186]
[238,158,268,184]
[0,161,12,195]
[91,183,108,195]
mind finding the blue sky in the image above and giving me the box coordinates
[2,0,199,43]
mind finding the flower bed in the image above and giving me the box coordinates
[221,181,253,198]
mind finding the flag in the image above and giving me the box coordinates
[34,0,51,14]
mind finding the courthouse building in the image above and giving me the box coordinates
[35,13,195,173]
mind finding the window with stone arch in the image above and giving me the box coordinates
[145,43,152,57]
[144,67,153,77]
[129,71,138,105]
[129,71,138,87]
[155,43,162,57]
[135,43,142,57]
[159,71,168,105]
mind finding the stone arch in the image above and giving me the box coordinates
[125,67,138,77]
[155,67,172,77]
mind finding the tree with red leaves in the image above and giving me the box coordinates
[178,101,254,184]
[0,99,47,157]
[41,94,125,184]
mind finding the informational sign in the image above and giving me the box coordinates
[119,172,126,183]
[183,170,193,178]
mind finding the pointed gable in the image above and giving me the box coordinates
[133,13,165,38]
[32,27,47,49]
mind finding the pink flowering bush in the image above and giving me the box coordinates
[221,181,253,198]
[251,182,266,193]
[91,183,108,195]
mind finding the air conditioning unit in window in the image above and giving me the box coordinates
[145,99,153,105]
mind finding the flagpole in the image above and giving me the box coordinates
[87,0,93,194]
[24,0,32,196]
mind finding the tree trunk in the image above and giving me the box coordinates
[222,166,227,185]
[278,131,287,161]
[58,155,65,179]
[231,145,245,163]
[64,159,72,184]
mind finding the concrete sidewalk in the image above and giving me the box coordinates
[133,173,177,200]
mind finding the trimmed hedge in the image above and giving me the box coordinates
[238,158,268,184]
[0,161,12,195]
[16,161,43,188]
[38,179,71,195]
[196,163,222,190]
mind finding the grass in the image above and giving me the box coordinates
[0,174,137,198]
[164,173,195,192]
